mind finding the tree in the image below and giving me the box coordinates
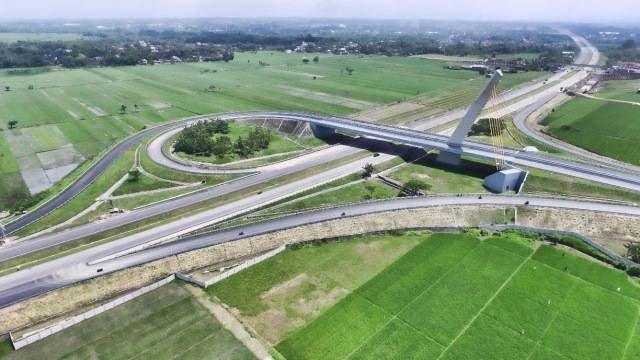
[362,163,376,178]
[403,179,432,194]
[345,67,355,76]
[247,127,271,151]
[128,169,141,182]
[313,56,319,63]
[120,104,127,114]
[7,120,18,129]
[212,136,232,158]
[625,242,640,263]
[621,39,637,50]
[233,137,252,158]
[28,85,34,90]
[207,85,217,92]
[4,86,9,91]
[302,58,310,64]
[133,104,139,112]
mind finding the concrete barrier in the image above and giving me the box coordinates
[9,275,175,350]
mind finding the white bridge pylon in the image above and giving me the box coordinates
[437,69,504,165]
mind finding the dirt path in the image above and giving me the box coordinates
[185,284,273,360]
[579,92,640,106]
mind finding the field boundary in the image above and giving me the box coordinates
[8,275,175,350]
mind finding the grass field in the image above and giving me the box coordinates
[274,232,640,360]
[543,96,640,165]
[0,51,545,209]
[0,282,254,359]
[388,154,491,194]
[596,80,640,103]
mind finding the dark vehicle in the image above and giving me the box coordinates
[239,231,244,236]
[97,268,103,273]
[373,153,380,157]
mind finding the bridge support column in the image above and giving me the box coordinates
[484,166,528,194]
[310,123,336,138]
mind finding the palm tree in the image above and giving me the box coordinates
[120,104,127,114]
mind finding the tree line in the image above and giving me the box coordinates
[0,39,234,69]
[173,120,272,159]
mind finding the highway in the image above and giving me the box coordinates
[4,31,595,235]
[1,194,640,307]
[1,29,633,308]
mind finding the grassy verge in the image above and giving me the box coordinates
[112,173,176,196]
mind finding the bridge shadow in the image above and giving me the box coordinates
[323,133,496,177]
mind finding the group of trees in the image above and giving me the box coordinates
[469,118,505,137]
[606,39,640,65]
[173,120,271,159]
[0,39,235,69]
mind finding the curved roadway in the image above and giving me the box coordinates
[1,194,640,307]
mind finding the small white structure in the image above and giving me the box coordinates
[522,146,539,153]
[484,168,528,193]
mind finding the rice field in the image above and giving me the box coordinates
[273,233,640,359]
[0,282,254,360]
[0,52,545,209]
[543,96,640,165]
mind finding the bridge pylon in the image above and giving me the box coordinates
[437,69,504,166]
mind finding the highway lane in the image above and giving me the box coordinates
[1,194,640,307]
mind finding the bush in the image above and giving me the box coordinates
[403,179,432,193]
[627,266,640,277]
[560,124,572,131]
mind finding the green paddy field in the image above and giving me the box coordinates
[208,232,640,360]
[0,52,545,209]
[544,96,640,165]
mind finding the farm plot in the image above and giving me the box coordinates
[543,97,640,165]
[0,282,254,360]
[276,233,640,360]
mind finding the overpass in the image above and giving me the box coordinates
[214,111,640,192]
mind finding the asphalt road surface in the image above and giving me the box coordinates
[1,194,639,308]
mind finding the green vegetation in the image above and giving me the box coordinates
[0,51,544,209]
[389,155,491,194]
[543,97,640,165]
[0,282,254,360]
[272,232,640,360]
[596,80,640,103]
[175,120,315,165]
[524,167,640,203]
[207,232,424,342]
[267,180,397,214]
[112,172,175,196]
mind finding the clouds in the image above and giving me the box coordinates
[0,0,638,22]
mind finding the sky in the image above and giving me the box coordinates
[0,0,638,23]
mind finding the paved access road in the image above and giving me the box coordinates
[1,194,640,308]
